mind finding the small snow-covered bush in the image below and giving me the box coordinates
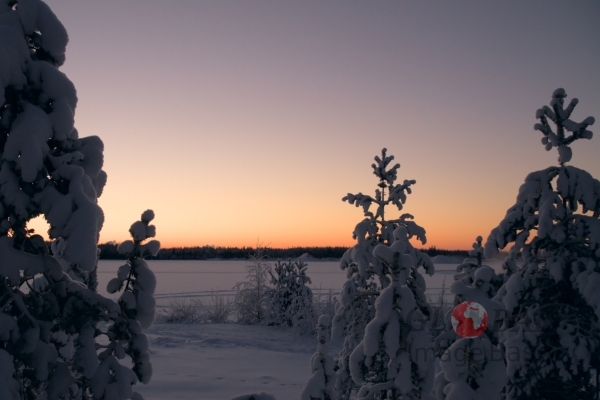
[267,259,315,334]
[433,337,505,400]
[234,246,272,324]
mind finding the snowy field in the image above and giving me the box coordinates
[96,260,351,300]
[135,323,342,400]
[96,258,502,303]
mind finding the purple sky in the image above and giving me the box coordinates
[33,0,600,249]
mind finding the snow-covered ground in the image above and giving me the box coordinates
[136,323,342,400]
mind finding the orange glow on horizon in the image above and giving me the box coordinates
[97,227,486,251]
[29,214,488,251]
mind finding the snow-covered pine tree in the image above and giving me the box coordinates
[301,315,336,400]
[332,149,434,400]
[0,2,158,398]
[432,237,505,400]
[266,259,315,334]
[485,88,600,400]
[348,228,435,400]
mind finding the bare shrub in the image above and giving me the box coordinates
[313,289,338,323]
[200,292,233,323]
[233,246,272,324]
[159,297,203,323]
[427,276,452,337]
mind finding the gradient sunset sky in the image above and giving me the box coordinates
[31,1,600,250]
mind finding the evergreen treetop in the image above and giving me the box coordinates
[343,148,426,247]
[534,88,595,165]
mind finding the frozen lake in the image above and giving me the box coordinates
[96,259,504,304]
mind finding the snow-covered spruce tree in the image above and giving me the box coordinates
[348,230,435,400]
[0,2,158,398]
[332,149,434,400]
[485,88,600,400]
[266,259,315,334]
[301,315,336,400]
[432,237,506,400]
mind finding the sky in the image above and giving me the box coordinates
[29,1,600,250]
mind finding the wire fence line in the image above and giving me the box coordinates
[154,288,342,302]
[150,268,459,302]
[154,287,454,301]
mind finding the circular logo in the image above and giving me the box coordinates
[451,301,488,338]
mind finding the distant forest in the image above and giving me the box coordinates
[98,242,470,260]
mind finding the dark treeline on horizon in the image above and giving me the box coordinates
[98,242,470,260]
